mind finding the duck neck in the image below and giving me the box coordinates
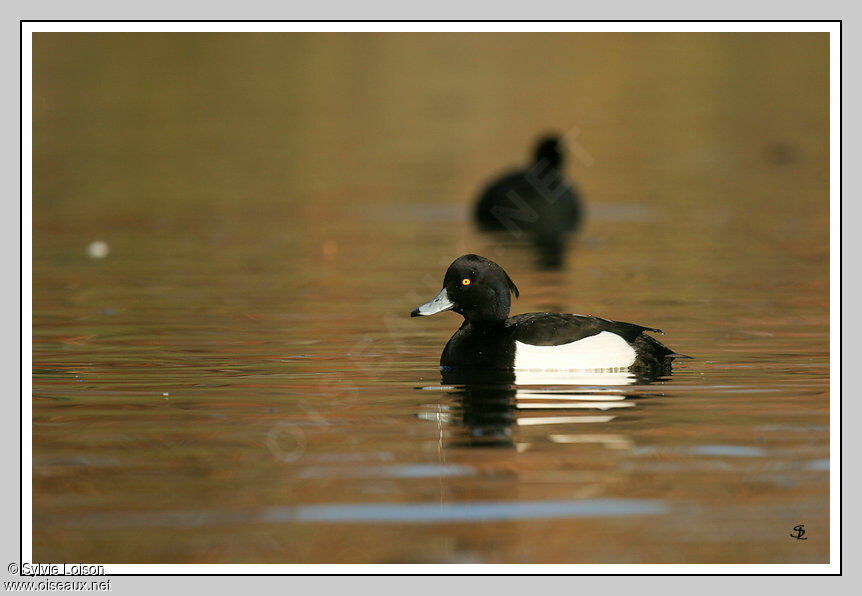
[534,143,562,170]
[463,316,507,331]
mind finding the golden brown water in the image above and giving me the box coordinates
[32,32,829,564]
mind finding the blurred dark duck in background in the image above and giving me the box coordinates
[474,135,583,269]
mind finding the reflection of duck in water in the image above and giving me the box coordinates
[448,381,516,448]
[420,368,650,449]
[474,135,583,269]
[411,254,690,381]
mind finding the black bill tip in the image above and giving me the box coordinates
[410,308,421,317]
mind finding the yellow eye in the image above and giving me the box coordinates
[461,278,471,286]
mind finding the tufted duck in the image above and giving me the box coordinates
[411,254,689,376]
[474,135,583,268]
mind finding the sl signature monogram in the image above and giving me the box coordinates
[790,525,807,540]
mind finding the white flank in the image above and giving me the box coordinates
[513,331,637,372]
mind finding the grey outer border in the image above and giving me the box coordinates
[8,2,851,593]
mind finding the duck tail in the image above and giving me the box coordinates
[642,328,692,359]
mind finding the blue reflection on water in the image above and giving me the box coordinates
[265,499,668,524]
[68,499,669,529]
[299,464,475,479]
[688,445,766,457]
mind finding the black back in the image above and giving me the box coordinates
[506,313,662,345]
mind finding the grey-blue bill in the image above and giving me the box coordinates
[411,288,454,317]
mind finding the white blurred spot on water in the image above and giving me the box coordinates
[86,240,110,259]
